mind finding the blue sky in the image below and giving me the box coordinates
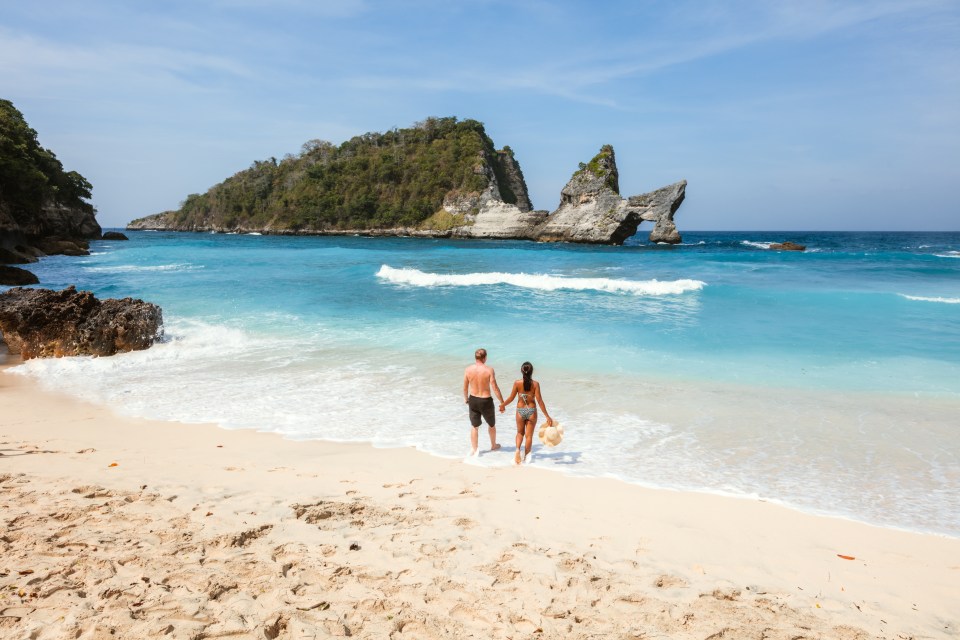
[2,0,958,230]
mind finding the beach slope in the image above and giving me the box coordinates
[1,368,956,639]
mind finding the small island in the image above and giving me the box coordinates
[127,118,686,245]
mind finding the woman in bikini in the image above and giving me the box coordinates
[499,361,553,465]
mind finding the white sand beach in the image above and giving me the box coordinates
[1,365,957,639]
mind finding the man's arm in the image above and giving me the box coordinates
[463,369,471,403]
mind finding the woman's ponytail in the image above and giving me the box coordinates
[521,361,533,392]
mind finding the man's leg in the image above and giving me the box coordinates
[470,426,479,456]
[468,397,481,456]
[488,425,501,451]
[482,398,500,451]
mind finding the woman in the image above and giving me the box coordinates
[499,361,553,465]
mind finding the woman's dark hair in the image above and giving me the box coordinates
[521,362,534,392]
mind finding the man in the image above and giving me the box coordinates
[463,347,504,456]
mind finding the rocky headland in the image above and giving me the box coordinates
[127,118,686,245]
[1,100,103,281]
[0,286,164,359]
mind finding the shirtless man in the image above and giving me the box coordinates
[463,348,505,456]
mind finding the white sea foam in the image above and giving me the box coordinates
[900,294,960,304]
[934,251,960,259]
[376,265,705,295]
[741,240,772,249]
[84,263,202,273]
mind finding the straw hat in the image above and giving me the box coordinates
[538,421,564,447]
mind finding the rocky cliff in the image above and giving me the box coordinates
[448,145,685,244]
[1,99,102,267]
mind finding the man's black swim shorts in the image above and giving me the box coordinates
[468,395,496,427]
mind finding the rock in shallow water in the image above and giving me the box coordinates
[0,286,163,359]
[769,242,806,251]
[0,266,39,286]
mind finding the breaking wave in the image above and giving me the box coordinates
[899,294,960,304]
[376,265,705,295]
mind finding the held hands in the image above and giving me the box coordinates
[498,403,506,413]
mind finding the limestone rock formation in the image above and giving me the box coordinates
[102,231,129,241]
[0,286,164,359]
[470,145,684,245]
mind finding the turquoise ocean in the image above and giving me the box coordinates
[4,230,959,537]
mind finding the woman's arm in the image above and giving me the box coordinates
[499,381,519,412]
[534,381,552,425]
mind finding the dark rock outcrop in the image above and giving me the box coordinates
[102,231,129,241]
[0,266,39,286]
[0,247,34,264]
[32,238,90,256]
[0,286,163,359]
[770,242,806,252]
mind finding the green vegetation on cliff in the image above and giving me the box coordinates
[134,117,526,232]
[574,144,619,194]
[0,99,94,221]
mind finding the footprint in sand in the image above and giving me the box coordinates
[654,574,688,589]
[71,485,115,499]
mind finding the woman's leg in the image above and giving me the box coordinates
[523,414,538,461]
[514,412,525,464]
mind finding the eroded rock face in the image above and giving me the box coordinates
[532,146,685,245]
[629,181,687,244]
[0,286,163,359]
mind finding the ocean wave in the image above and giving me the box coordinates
[84,263,202,273]
[899,294,960,304]
[376,265,705,295]
[741,240,772,249]
[934,251,960,259]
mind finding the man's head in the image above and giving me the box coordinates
[475,348,487,363]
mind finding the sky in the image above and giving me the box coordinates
[2,0,958,231]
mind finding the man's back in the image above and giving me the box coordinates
[465,362,494,398]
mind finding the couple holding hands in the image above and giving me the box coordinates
[463,347,553,465]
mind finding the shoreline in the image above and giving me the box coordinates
[2,364,958,638]
[12,342,958,540]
